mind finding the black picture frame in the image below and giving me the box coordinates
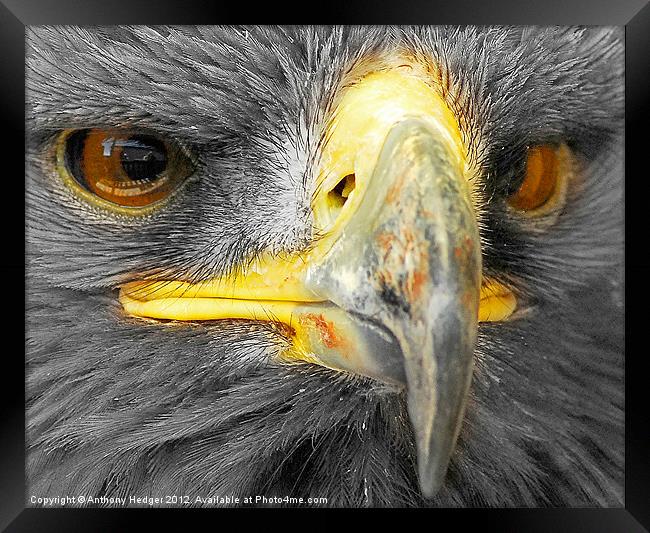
[7,1,648,529]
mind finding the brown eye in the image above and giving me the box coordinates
[58,129,194,213]
[507,144,570,215]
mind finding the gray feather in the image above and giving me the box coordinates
[26,25,623,507]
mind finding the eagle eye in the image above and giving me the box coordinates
[57,129,194,214]
[507,143,571,216]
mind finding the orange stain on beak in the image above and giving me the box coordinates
[302,313,349,352]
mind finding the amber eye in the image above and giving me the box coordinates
[58,129,194,213]
[507,144,570,215]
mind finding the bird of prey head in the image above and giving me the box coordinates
[26,25,623,507]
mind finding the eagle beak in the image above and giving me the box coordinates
[119,67,516,497]
[307,117,481,497]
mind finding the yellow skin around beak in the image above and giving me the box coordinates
[119,66,517,374]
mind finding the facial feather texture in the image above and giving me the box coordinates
[26,25,623,506]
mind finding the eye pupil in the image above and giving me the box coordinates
[119,136,167,181]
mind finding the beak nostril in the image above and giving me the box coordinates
[327,173,356,217]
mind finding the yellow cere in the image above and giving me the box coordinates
[312,67,466,244]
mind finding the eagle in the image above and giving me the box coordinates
[25,25,624,507]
